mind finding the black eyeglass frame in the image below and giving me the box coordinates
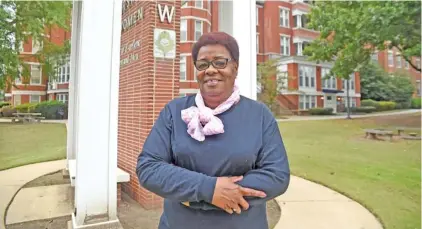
[193,58,234,71]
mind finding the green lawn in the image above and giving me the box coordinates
[279,113,421,229]
[0,122,67,171]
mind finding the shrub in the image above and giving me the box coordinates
[411,98,421,109]
[0,102,10,108]
[309,108,333,115]
[1,106,16,117]
[33,100,68,119]
[15,103,38,113]
[361,99,380,109]
[378,101,396,111]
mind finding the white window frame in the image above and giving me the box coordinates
[32,39,43,54]
[256,7,259,25]
[55,60,71,84]
[404,60,409,69]
[416,58,421,69]
[180,19,187,41]
[321,68,336,89]
[180,56,187,81]
[256,33,259,53]
[342,73,355,91]
[14,95,21,106]
[299,94,317,110]
[57,93,68,104]
[279,8,290,28]
[388,51,394,67]
[396,54,402,68]
[195,0,203,9]
[280,35,290,56]
[194,20,203,41]
[416,80,421,96]
[30,95,41,103]
[298,65,315,89]
[30,64,42,85]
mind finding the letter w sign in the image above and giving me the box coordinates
[157,4,175,23]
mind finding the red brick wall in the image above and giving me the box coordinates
[277,94,298,110]
[117,0,181,210]
[316,66,322,91]
[288,63,298,90]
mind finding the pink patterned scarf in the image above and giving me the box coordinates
[181,84,241,141]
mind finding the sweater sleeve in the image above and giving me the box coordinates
[136,104,217,203]
[237,109,290,207]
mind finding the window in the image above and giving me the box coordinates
[256,34,259,53]
[181,0,188,7]
[256,7,259,25]
[55,61,70,83]
[299,65,315,88]
[194,20,203,41]
[416,58,421,69]
[417,80,421,97]
[404,60,409,69]
[280,36,290,56]
[195,0,203,8]
[14,95,21,106]
[180,19,187,41]
[342,73,355,91]
[293,14,307,28]
[57,93,68,104]
[396,55,402,68]
[279,8,289,28]
[371,53,378,62]
[30,95,41,103]
[180,56,186,81]
[299,94,316,110]
[388,51,394,67]
[32,39,43,54]
[321,68,336,89]
[294,42,309,56]
[30,65,42,85]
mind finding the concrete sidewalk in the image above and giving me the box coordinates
[277,109,420,122]
[0,160,66,229]
[274,176,383,229]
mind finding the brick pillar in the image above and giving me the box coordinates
[118,0,180,210]
[288,63,298,90]
[316,66,322,91]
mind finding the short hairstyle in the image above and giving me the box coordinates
[191,32,239,65]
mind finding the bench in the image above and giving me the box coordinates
[68,159,130,205]
[12,113,45,123]
[393,127,420,136]
[364,129,394,141]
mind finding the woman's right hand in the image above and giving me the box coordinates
[211,176,266,214]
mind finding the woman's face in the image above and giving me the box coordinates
[195,44,237,106]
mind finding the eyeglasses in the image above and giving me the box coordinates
[194,58,233,71]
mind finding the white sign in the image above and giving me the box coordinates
[153,28,176,59]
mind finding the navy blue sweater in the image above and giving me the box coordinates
[136,95,290,229]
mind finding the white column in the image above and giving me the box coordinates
[219,0,257,100]
[71,0,122,227]
[66,0,81,168]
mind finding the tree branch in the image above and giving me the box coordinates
[393,45,421,72]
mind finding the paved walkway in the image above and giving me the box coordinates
[273,176,383,229]
[0,160,383,229]
[277,109,420,122]
[0,160,66,229]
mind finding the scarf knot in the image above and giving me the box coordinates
[181,84,240,141]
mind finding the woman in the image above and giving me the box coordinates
[136,32,290,229]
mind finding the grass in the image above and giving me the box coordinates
[279,113,421,229]
[0,122,67,171]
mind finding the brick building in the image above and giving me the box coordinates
[4,26,71,106]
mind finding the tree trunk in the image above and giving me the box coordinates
[346,79,351,119]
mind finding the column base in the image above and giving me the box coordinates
[69,214,123,229]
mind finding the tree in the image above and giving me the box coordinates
[304,1,421,118]
[360,61,414,108]
[360,62,392,101]
[305,1,421,73]
[257,58,292,115]
[0,1,72,90]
